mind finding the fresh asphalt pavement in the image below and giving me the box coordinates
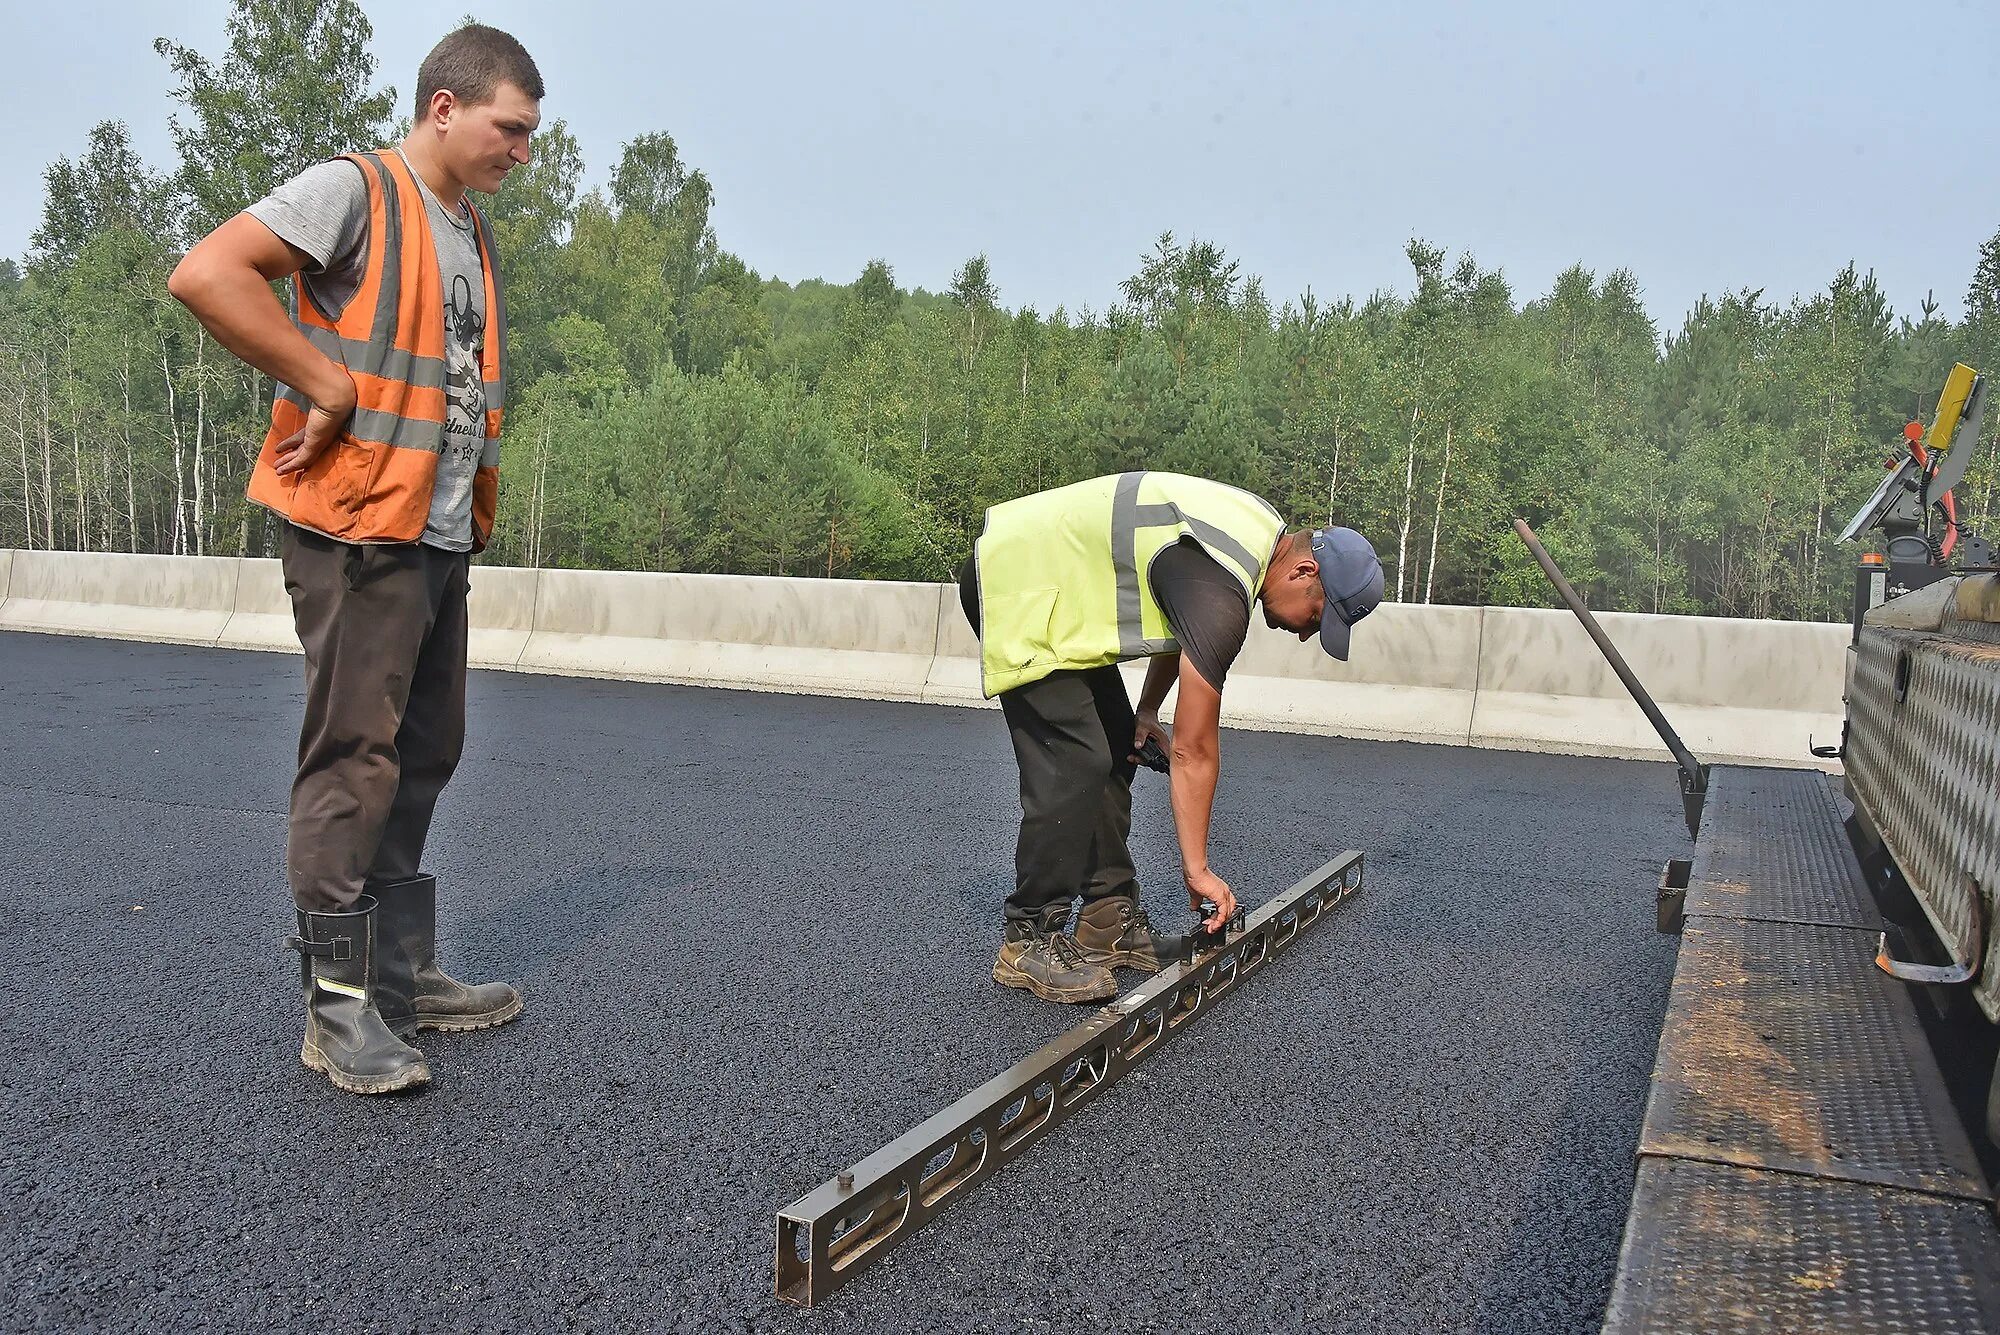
[0,629,1684,1333]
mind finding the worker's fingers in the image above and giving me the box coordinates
[272,428,309,474]
[1204,876,1237,924]
[1186,870,1235,930]
[276,418,348,475]
[274,394,356,475]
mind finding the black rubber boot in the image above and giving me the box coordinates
[371,873,522,1037]
[1073,896,1185,973]
[992,906,1119,1004]
[287,897,430,1096]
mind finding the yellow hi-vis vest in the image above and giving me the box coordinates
[973,471,1287,697]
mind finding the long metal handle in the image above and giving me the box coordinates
[1513,519,1709,836]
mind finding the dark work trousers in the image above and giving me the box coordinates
[282,523,469,913]
[962,563,1141,935]
[997,666,1143,936]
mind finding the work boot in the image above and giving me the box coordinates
[992,907,1119,1005]
[288,897,430,1096]
[1074,895,1185,974]
[371,873,523,1038]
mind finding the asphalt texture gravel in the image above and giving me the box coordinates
[0,628,1685,1333]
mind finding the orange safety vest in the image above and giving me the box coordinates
[247,149,507,548]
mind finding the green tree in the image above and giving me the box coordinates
[487,119,586,389]
[155,0,397,234]
[151,0,398,555]
[30,122,175,271]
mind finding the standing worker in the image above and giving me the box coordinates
[169,25,544,1095]
[961,471,1383,1004]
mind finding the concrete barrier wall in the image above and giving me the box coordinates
[1221,604,1487,745]
[464,565,540,669]
[215,558,293,652]
[516,568,943,700]
[210,558,548,666]
[0,551,242,646]
[0,549,1845,767]
[1471,607,1848,765]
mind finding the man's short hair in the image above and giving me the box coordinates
[415,24,544,116]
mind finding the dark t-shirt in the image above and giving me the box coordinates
[1148,542,1252,690]
[958,539,1252,690]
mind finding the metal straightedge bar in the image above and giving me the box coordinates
[774,850,1365,1308]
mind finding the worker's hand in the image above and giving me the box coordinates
[1185,865,1235,926]
[1131,709,1171,765]
[274,373,357,475]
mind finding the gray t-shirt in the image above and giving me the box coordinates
[247,153,488,551]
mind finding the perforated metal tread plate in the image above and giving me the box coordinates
[1687,765,1879,929]
[1602,1158,2000,1335]
[1639,918,1988,1201]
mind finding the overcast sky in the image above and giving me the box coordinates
[12,0,1998,333]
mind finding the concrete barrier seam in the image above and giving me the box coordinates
[221,557,244,648]
[523,564,546,667]
[489,565,535,668]
[928,582,950,664]
[1466,605,1485,746]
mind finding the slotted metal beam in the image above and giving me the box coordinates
[774,850,1365,1308]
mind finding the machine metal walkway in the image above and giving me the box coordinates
[1603,766,2000,1332]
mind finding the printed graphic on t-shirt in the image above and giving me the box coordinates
[442,272,486,460]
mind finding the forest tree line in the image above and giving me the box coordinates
[5,0,1999,622]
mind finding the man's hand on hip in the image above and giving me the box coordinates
[275,373,358,475]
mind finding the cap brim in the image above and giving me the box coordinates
[1319,610,1353,661]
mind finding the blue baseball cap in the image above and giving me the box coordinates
[1310,527,1384,661]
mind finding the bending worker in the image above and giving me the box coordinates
[960,470,1384,1004]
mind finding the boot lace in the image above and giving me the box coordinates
[1047,932,1091,971]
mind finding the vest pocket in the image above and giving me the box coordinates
[299,439,376,524]
[986,585,1060,665]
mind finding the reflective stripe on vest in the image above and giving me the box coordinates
[1110,470,1276,657]
[975,471,1286,696]
[294,325,447,391]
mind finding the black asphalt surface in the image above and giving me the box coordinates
[1,629,1684,1333]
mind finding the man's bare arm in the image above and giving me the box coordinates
[167,214,355,473]
[1167,656,1236,923]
